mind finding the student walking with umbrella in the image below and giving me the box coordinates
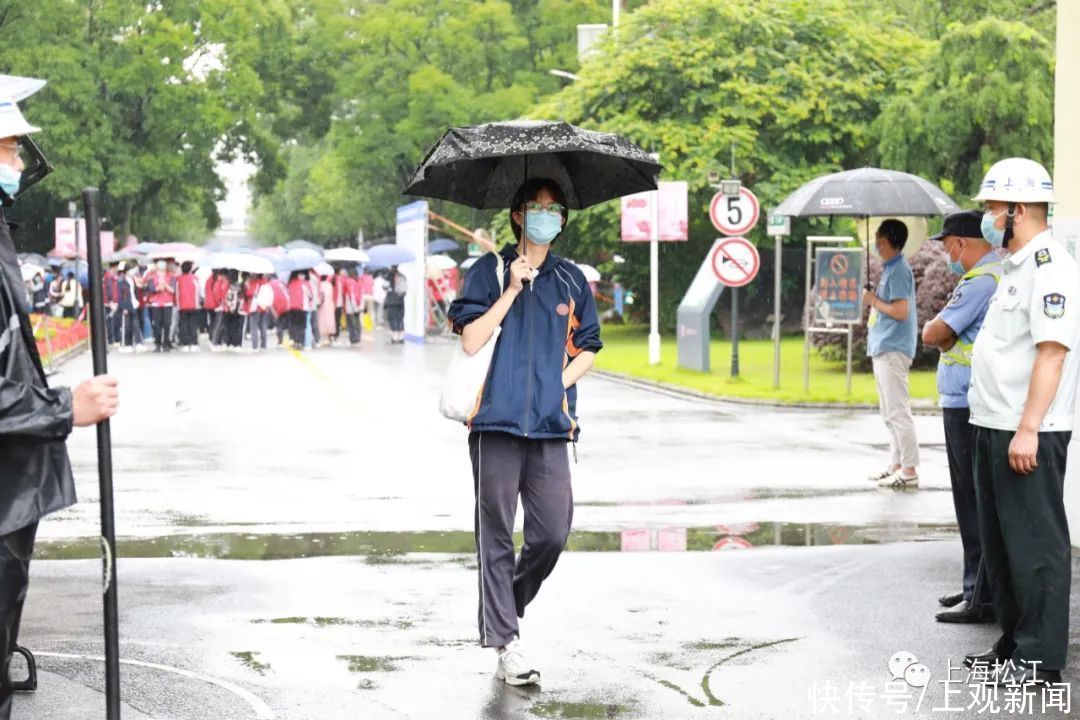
[414,119,659,686]
[384,267,407,344]
[0,79,120,720]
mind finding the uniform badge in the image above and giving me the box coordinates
[1036,248,1052,267]
[948,290,962,306]
[1044,293,1066,319]
[1007,286,1017,296]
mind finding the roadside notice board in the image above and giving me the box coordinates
[813,248,864,325]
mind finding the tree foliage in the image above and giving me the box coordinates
[0,0,291,251]
[876,18,1055,198]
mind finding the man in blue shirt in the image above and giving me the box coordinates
[863,219,920,488]
[922,210,1000,624]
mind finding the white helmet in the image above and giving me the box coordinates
[972,157,1054,204]
[0,99,39,139]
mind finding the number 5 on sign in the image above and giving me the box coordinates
[710,187,760,236]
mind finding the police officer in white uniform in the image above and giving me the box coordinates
[963,158,1080,686]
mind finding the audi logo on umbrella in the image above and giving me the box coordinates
[819,197,845,207]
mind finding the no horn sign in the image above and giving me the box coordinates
[711,237,760,288]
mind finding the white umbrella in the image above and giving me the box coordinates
[427,254,457,272]
[325,247,370,264]
[20,263,44,281]
[210,252,275,275]
[575,263,601,283]
[460,257,480,270]
[315,262,334,277]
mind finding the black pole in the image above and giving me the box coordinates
[82,187,122,720]
[730,286,740,378]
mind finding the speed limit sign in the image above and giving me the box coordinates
[710,187,760,236]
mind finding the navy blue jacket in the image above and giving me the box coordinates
[448,245,602,442]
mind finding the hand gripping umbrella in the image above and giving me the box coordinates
[82,188,122,719]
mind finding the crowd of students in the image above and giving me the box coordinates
[98,259,396,353]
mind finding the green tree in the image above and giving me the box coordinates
[0,0,289,252]
[250,0,615,246]
[875,18,1055,198]
[530,0,927,327]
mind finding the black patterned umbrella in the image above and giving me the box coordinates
[404,120,661,209]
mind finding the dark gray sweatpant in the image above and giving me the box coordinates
[469,432,573,648]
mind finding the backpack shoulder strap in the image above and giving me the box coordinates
[492,250,505,293]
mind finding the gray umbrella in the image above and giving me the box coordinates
[404,119,661,210]
[774,167,960,218]
[774,167,961,285]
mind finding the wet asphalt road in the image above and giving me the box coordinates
[15,335,1080,719]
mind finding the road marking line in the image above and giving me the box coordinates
[35,652,273,719]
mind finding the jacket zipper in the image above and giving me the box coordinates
[523,282,534,437]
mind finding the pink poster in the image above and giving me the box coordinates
[620,181,689,242]
[54,218,113,258]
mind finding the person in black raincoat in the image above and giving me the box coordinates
[0,88,119,718]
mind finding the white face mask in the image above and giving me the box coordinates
[156,261,167,271]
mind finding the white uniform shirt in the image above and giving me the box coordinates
[969,229,1080,432]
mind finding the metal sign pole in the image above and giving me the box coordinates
[730,286,739,377]
[803,240,812,392]
[83,187,122,720]
[846,325,854,395]
[773,234,782,388]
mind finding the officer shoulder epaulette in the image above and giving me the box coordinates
[1036,248,1052,268]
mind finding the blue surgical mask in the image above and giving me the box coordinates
[981,210,1007,247]
[524,210,562,245]
[947,242,964,275]
[0,164,20,197]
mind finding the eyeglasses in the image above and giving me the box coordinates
[524,201,565,214]
[0,143,24,160]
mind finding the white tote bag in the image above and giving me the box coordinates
[439,252,505,423]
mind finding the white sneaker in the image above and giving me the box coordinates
[878,470,919,489]
[868,468,898,483]
[495,640,540,686]
[135,344,150,353]
[118,346,134,354]
[190,345,201,353]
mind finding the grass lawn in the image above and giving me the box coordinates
[594,325,938,406]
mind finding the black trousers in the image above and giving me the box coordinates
[150,306,172,349]
[224,313,243,347]
[346,312,361,344]
[943,408,990,604]
[0,522,37,720]
[974,426,1071,670]
[106,307,120,344]
[178,310,199,347]
[288,310,306,347]
[469,432,573,648]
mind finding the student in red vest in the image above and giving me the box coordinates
[175,261,200,352]
[203,268,221,345]
[345,268,363,345]
[286,271,307,350]
[333,267,348,344]
[102,261,121,347]
[147,259,176,352]
[246,273,270,351]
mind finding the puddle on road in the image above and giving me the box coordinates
[33,522,959,561]
[253,616,413,629]
[530,700,632,718]
[230,650,271,676]
[337,655,409,672]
